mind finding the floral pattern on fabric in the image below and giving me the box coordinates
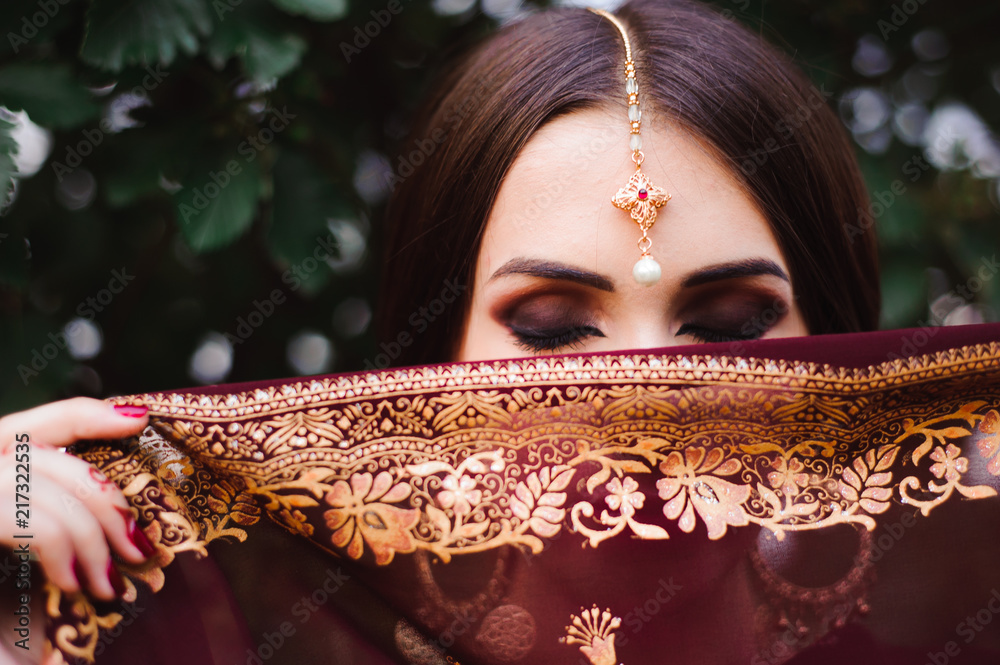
[323,471,420,565]
[656,447,750,539]
[47,341,1000,663]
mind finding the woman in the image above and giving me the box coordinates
[5,1,995,663]
[8,0,878,604]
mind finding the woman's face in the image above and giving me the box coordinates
[457,108,808,362]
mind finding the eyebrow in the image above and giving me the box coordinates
[489,258,615,292]
[488,257,789,292]
[681,258,790,288]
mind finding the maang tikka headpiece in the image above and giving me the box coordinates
[589,8,671,286]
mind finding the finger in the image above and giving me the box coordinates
[0,641,25,665]
[31,448,149,565]
[15,499,81,596]
[29,475,116,601]
[0,461,78,595]
[0,457,128,600]
[41,650,63,665]
[0,397,148,451]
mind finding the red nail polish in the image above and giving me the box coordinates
[107,560,127,597]
[113,405,148,418]
[129,521,156,558]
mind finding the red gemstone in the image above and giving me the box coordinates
[637,188,648,200]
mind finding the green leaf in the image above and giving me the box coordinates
[0,65,100,129]
[175,149,261,252]
[81,0,212,71]
[206,6,306,84]
[0,115,17,206]
[269,0,347,21]
[268,149,349,294]
[244,30,307,83]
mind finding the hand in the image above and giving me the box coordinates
[0,397,154,602]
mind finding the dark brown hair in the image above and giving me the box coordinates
[375,0,879,366]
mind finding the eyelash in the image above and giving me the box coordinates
[506,309,779,353]
[674,323,766,344]
[508,323,605,353]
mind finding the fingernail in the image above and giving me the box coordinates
[113,405,148,418]
[128,521,156,558]
[107,560,127,597]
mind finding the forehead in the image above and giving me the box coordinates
[478,109,786,286]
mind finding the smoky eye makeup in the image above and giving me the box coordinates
[675,287,791,344]
[496,292,605,354]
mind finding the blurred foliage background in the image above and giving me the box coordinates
[0,0,998,412]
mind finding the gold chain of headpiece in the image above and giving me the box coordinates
[588,7,670,286]
[588,9,642,164]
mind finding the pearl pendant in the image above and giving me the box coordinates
[632,255,661,286]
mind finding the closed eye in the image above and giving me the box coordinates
[675,323,764,344]
[508,323,605,353]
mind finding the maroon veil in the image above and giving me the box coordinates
[39,323,1000,664]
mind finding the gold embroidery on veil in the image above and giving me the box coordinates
[560,606,622,665]
[46,344,1000,662]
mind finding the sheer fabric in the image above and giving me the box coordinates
[39,324,1000,664]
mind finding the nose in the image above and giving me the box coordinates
[611,314,676,352]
